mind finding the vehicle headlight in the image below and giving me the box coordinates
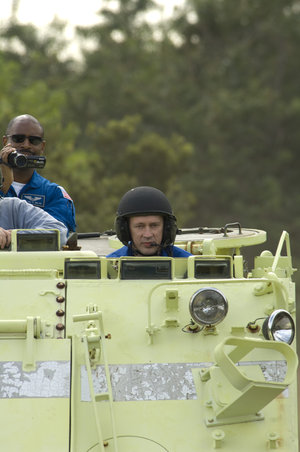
[189,288,228,326]
[262,309,295,345]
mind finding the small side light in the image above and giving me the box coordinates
[262,309,295,345]
[189,288,228,326]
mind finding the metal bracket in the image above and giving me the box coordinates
[0,316,41,371]
[201,336,298,427]
[72,309,119,452]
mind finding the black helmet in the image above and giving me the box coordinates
[115,186,178,246]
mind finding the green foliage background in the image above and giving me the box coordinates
[1,0,299,284]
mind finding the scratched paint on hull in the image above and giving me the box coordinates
[80,360,287,402]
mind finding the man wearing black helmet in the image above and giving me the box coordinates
[107,186,191,257]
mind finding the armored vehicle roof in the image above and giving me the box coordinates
[77,225,267,256]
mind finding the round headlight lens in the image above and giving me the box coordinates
[189,288,228,326]
[262,309,295,345]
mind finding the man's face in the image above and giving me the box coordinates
[3,118,45,157]
[129,215,164,255]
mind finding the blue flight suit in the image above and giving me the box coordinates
[107,243,192,258]
[0,171,76,233]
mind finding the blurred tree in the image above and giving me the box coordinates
[0,19,78,187]
[72,0,159,127]
[165,0,300,238]
[67,114,194,230]
[0,0,299,271]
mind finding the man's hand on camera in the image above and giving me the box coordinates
[0,144,14,193]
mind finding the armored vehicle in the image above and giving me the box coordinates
[0,224,297,451]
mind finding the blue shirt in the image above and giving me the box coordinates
[1,171,76,233]
[107,244,192,258]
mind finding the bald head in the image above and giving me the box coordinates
[2,115,46,165]
[6,114,44,137]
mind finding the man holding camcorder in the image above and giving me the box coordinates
[0,114,76,233]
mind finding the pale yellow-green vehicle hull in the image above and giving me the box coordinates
[0,226,297,451]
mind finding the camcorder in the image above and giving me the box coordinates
[0,152,46,169]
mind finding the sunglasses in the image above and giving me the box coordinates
[7,134,44,145]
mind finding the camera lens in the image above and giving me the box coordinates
[7,152,27,168]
